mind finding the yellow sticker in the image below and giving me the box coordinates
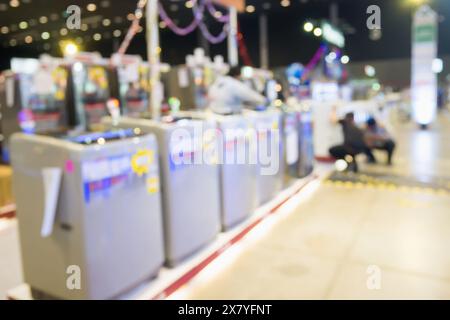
[131,149,154,177]
[147,176,159,194]
[272,120,279,130]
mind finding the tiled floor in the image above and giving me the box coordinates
[1,111,449,300]
[182,112,450,300]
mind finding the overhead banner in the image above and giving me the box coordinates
[213,0,245,12]
[411,5,438,126]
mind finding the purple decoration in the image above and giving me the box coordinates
[158,0,204,36]
[158,0,230,44]
[205,0,230,23]
[199,21,229,44]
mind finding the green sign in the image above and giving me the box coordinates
[414,24,436,43]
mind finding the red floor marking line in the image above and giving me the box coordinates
[315,156,335,163]
[0,205,16,220]
[152,175,319,300]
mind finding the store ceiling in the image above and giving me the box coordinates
[0,0,367,49]
[0,0,448,70]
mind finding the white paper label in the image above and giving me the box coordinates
[178,67,190,88]
[6,77,14,108]
[286,130,299,165]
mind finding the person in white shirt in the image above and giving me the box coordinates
[208,67,266,115]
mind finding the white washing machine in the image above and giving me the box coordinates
[103,116,221,266]
[243,108,283,206]
[10,129,164,299]
[170,111,258,231]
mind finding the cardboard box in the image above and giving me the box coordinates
[0,165,13,208]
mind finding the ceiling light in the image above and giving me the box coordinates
[303,22,314,32]
[87,3,97,12]
[313,27,322,37]
[113,29,122,37]
[63,42,79,56]
[93,33,102,41]
[60,28,68,36]
[41,32,50,40]
[24,35,33,44]
[185,0,194,9]
[9,39,17,46]
[127,13,135,21]
[281,0,291,7]
[103,19,111,26]
[365,65,376,77]
[1,26,9,34]
[19,21,28,29]
[246,5,255,13]
[341,55,350,64]
[159,21,167,29]
[39,16,48,24]
[9,0,20,8]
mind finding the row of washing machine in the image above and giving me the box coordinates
[10,107,313,300]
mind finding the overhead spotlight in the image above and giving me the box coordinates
[24,35,33,44]
[41,32,50,40]
[246,5,255,13]
[313,27,322,37]
[63,42,78,56]
[93,33,102,41]
[341,55,350,64]
[185,0,194,9]
[19,21,28,29]
[281,0,291,7]
[9,0,20,8]
[39,16,48,24]
[87,3,97,12]
[113,29,122,37]
[365,65,376,77]
[304,22,314,32]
